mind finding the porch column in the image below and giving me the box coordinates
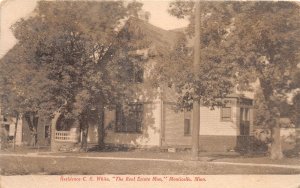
[50,111,61,152]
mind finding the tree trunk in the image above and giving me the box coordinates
[32,114,38,147]
[268,108,283,159]
[13,113,19,151]
[80,114,89,152]
[97,106,105,149]
[267,108,283,160]
[25,112,39,147]
[270,120,283,160]
[51,111,61,152]
[259,79,283,159]
[295,126,300,153]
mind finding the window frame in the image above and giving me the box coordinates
[183,110,192,136]
[184,118,191,136]
[44,124,50,139]
[240,107,250,135]
[220,106,232,122]
[115,103,144,133]
[125,57,144,84]
[132,67,144,83]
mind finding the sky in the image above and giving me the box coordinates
[0,0,189,58]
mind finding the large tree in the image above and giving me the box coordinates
[0,44,51,148]
[290,68,300,153]
[152,1,240,159]
[229,2,300,159]
[158,1,238,109]
[292,93,300,152]
[0,1,148,151]
[167,1,300,159]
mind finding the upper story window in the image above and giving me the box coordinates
[130,66,144,83]
[124,58,144,83]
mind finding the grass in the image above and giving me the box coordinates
[38,149,300,166]
[1,156,300,175]
[0,145,51,154]
[1,146,299,175]
[213,156,300,166]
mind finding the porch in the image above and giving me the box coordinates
[54,131,79,143]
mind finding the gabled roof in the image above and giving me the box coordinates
[170,27,195,48]
[0,43,23,64]
[118,17,185,55]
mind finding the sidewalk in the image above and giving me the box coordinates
[1,152,300,170]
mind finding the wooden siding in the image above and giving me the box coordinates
[103,98,254,150]
[162,104,191,146]
[13,117,23,146]
[87,123,98,144]
[22,118,51,146]
[198,135,237,152]
[199,106,238,136]
[162,86,180,103]
[162,103,239,146]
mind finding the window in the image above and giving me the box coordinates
[124,59,144,83]
[184,119,191,136]
[184,111,191,136]
[240,108,250,135]
[115,103,143,133]
[45,125,50,139]
[240,108,250,121]
[244,108,249,121]
[132,67,143,83]
[221,106,232,121]
[240,122,250,135]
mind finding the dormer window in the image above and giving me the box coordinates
[125,59,144,83]
[131,66,143,83]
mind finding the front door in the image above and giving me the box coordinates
[240,108,250,136]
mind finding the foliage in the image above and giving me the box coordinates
[0,1,149,147]
[167,1,300,105]
[291,92,300,126]
[167,1,300,159]
[152,1,239,111]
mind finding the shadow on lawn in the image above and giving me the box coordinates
[283,148,300,158]
[86,145,135,153]
[208,148,300,162]
[207,151,270,162]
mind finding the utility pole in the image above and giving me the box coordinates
[191,0,201,160]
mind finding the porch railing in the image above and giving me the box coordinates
[55,131,78,142]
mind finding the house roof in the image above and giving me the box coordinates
[0,43,23,64]
[119,17,184,55]
[0,18,184,65]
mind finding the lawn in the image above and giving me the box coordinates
[213,156,300,166]
[1,155,300,175]
[34,149,300,166]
